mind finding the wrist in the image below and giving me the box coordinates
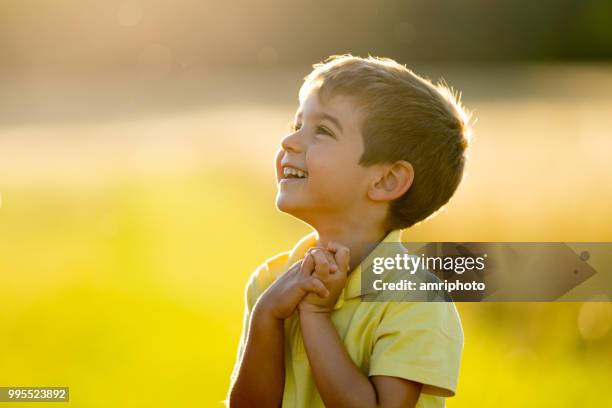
[253,298,284,322]
[298,305,333,317]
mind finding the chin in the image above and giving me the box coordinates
[276,194,295,214]
[276,194,308,219]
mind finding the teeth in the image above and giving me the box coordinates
[283,167,307,178]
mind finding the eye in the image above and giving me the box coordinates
[289,122,336,139]
[316,125,335,139]
[289,121,302,132]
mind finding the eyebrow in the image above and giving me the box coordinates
[295,111,344,134]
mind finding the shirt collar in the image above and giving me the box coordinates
[285,229,404,308]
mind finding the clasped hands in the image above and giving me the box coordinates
[259,242,350,319]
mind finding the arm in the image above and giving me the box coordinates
[228,255,329,408]
[228,301,285,407]
[299,310,422,408]
[298,244,422,408]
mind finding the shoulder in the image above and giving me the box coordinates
[243,251,291,310]
[243,232,318,309]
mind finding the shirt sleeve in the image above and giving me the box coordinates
[369,302,464,397]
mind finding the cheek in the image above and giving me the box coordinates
[306,147,366,196]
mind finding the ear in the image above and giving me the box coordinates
[367,160,414,202]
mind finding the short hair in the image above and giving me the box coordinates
[299,55,472,230]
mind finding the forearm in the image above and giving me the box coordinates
[229,302,285,407]
[299,311,379,408]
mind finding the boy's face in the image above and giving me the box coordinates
[275,88,376,223]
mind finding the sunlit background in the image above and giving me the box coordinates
[1,1,612,407]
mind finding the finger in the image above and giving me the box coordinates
[299,252,315,277]
[301,277,329,298]
[324,250,338,273]
[326,241,348,253]
[327,242,350,273]
[306,247,337,272]
[304,246,324,260]
[311,249,331,279]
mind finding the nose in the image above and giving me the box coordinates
[281,130,304,154]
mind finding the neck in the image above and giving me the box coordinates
[313,218,390,272]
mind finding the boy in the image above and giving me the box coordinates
[228,55,470,408]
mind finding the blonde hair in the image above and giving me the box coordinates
[300,54,472,229]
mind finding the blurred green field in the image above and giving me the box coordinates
[1,65,612,407]
[0,171,306,407]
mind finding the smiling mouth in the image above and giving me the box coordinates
[282,166,308,180]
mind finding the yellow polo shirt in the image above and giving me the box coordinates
[232,229,463,408]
